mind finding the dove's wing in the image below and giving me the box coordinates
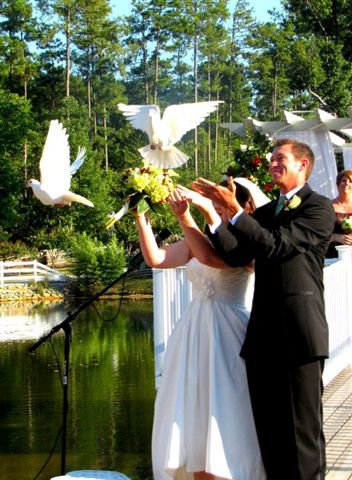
[70,147,86,175]
[118,103,160,141]
[162,101,223,145]
[39,120,71,196]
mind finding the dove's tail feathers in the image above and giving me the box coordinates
[138,145,188,169]
[64,191,94,207]
[70,147,86,175]
[105,201,130,229]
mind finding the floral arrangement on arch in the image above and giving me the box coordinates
[225,130,278,199]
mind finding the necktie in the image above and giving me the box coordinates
[275,195,286,216]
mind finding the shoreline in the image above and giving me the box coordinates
[0,283,153,302]
[0,284,64,302]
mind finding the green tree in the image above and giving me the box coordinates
[0,0,38,96]
[282,0,352,114]
[0,89,32,235]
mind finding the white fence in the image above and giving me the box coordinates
[153,248,352,387]
[0,260,69,286]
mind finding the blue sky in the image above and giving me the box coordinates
[113,0,282,21]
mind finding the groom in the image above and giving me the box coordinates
[193,138,335,480]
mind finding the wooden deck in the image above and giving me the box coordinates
[325,365,352,479]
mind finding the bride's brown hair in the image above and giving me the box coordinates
[219,179,255,213]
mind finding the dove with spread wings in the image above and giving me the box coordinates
[27,120,94,208]
[118,101,223,168]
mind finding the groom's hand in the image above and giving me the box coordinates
[192,176,242,221]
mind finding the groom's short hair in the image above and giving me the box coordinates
[273,138,315,178]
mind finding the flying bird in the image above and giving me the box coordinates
[118,101,223,168]
[27,120,94,208]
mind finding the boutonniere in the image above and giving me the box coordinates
[284,195,302,211]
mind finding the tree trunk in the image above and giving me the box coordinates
[143,42,149,103]
[65,7,71,98]
[104,104,109,172]
[272,60,278,116]
[87,49,91,119]
[193,2,198,175]
[207,60,211,174]
[154,28,160,104]
[24,79,28,195]
[93,93,97,140]
[215,87,220,166]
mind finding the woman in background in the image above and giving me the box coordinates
[134,178,269,480]
[327,169,352,258]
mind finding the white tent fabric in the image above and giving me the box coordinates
[342,145,352,170]
[273,128,337,199]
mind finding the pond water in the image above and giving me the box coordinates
[0,299,155,480]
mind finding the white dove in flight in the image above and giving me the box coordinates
[28,120,94,208]
[118,101,223,168]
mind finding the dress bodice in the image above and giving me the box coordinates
[186,257,254,309]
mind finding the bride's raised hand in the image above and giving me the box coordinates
[169,188,190,220]
[176,185,213,210]
[176,184,220,227]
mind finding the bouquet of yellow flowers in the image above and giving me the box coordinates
[341,215,352,234]
[106,162,178,229]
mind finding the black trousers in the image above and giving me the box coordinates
[245,357,326,480]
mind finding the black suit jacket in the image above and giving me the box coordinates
[207,183,335,365]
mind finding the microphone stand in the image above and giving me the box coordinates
[29,228,171,475]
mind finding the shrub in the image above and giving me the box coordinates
[69,233,126,293]
[0,240,36,261]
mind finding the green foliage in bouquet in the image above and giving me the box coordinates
[126,162,178,215]
[106,162,179,230]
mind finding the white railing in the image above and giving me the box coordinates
[153,247,352,387]
[0,260,69,286]
[323,246,352,384]
[153,267,192,388]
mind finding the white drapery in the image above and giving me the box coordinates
[274,128,338,199]
[342,145,352,170]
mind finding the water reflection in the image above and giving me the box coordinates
[0,301,65,342]
[0,299,155,480]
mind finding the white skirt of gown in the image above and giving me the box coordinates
[152,258,266,480]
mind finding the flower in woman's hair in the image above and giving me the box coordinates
[284,195,302,211]
[341,215,352,233]
[106,161,178,229]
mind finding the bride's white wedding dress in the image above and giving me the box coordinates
[152,257,266,480]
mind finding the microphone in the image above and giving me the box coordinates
[155,228,172,245]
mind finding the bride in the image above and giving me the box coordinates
[133,178,269,480]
